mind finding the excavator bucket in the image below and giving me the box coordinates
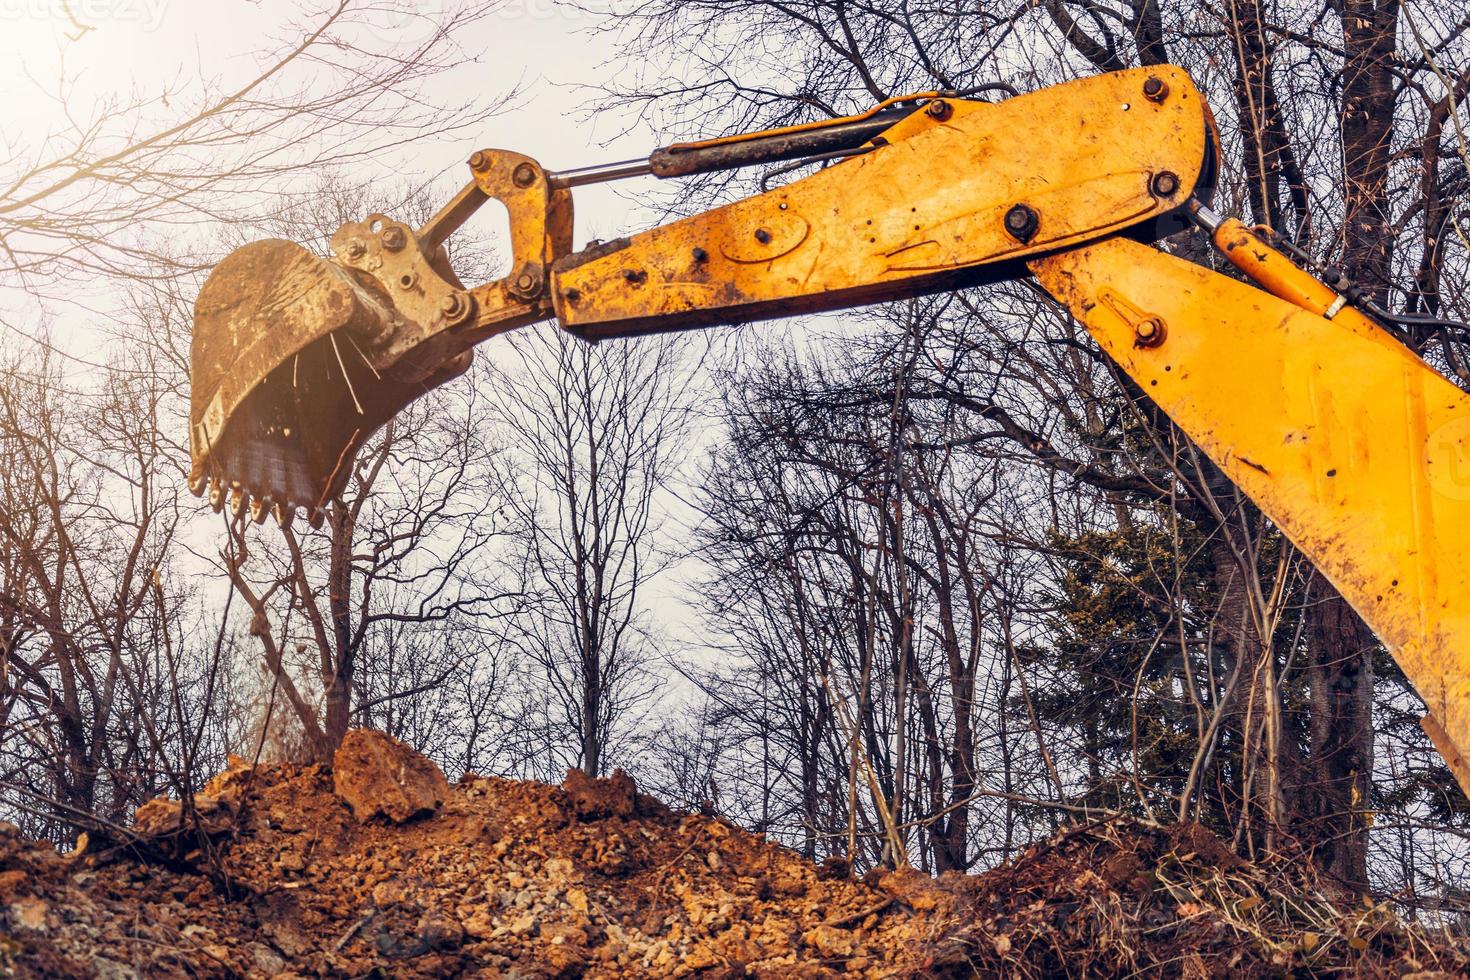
[189,239,467,524]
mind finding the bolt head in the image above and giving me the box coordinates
[381,226,407,251]
[1151,171,1180,197]
[513,162,538,188]
[926,99,952,120]
[345,240,366,260]
[1143,76,1168,102]
[754,228,772,244]
[469,150,489,170]
[1004,203,1039,242]
[692,247,709,263]
[1134,318,1166,347]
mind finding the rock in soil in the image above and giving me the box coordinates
[0,729,1464,978]
[333,728,451,824]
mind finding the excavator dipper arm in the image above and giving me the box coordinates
[190,65,1470,794]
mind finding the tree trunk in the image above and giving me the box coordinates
[321,503,357,760]
[1301,0,1400,889]
[582,645,603,776]
[1305,573,1375,890]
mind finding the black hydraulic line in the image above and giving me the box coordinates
[759,144,878,192]
[646,106,916,179]
[547,81,1020,189]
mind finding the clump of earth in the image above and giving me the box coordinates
[0,730,1463,978]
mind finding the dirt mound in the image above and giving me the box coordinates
[959,820,1469,977]
[0,731,1464,978]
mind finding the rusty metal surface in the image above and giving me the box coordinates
[190,152,572,522]
[553,65,1213,340]
[189,238,465,520]
[1032,236,1470,796]
[329,214,476,379]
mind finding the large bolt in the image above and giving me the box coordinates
[1134,317,1167,348]
[513,162,538,188]
[926,99,952,121]
[1151,171,1180,198]
[381,226,407,251]
[1004,203,1040,243]
[440,292,471,322]
[469,150,489,171]
[1143,76,1169,103]
[508,267,542,299]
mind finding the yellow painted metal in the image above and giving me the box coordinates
[190,59,1470,790]
[554,65,1211,339]
[1210,218,1377,332]
[1032,237,1470,795]
[461,149,573,342]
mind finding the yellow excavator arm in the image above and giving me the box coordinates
[189,65,1470,794]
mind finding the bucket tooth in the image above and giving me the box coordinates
[191,236,473,516]
[192,239,415,515]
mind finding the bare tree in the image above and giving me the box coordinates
[222,358,516,763]
[0,342,246,842]
[0,1,526,816]
[488,328,692,777]
[1,0,513,303]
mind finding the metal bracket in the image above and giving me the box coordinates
[327,150,573,383]
[331,214,472,360]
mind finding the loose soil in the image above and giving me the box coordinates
[0,730,1464,978]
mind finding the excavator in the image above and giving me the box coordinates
[190,66,1470,797]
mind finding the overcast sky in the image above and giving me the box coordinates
[0,0,664,364]
[0,1,726,652]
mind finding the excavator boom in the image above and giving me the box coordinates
[190,66,1210,516]
[190,65,1470,795]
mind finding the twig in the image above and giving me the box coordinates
[334,908,377,952]
[826,896,896,929]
